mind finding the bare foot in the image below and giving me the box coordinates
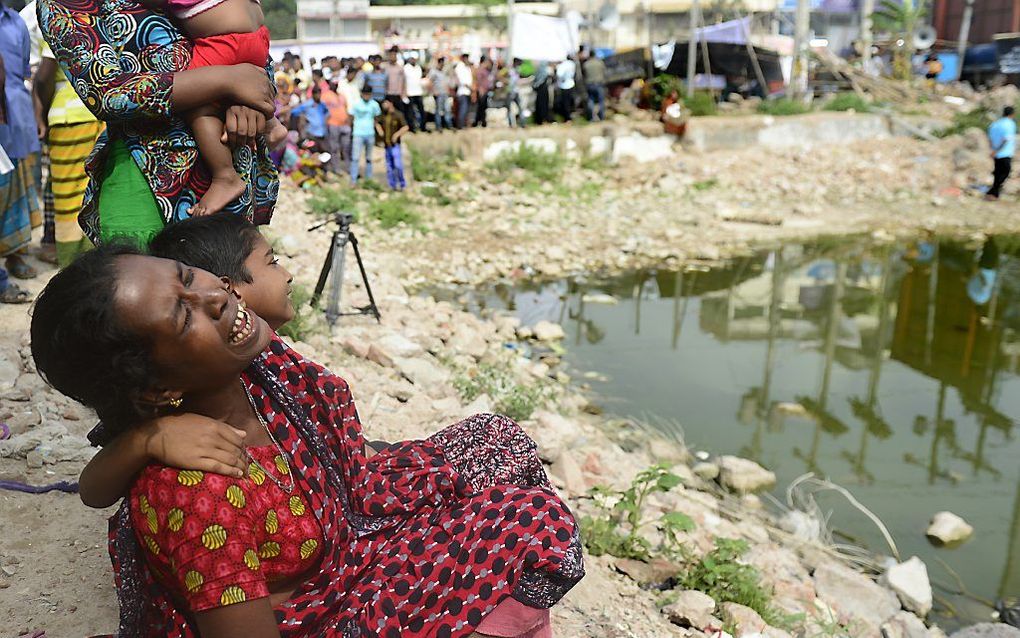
[190,172,246,216]
[268,119,289,151]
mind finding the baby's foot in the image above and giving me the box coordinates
[190,172,246,216]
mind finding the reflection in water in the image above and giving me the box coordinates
[437,235,1020,624]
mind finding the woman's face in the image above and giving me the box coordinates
[113,255,272,395]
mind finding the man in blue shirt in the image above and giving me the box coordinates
[350,86,381,185]
[987,106,1016,201]
[289,86,331,151]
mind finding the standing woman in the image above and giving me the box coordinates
[37,0,279,247]
[0,0,42,304]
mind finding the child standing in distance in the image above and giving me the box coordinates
[142,0,287,216]
[350,86,381,185]
[376,98,409,190]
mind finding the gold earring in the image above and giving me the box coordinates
[169,397,183,408]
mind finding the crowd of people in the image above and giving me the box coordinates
[270,45,610,185]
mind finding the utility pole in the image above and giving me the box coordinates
[955,0,974,80]
[860,0,874,68]
[792,0,811,99]
[686,0,700,98]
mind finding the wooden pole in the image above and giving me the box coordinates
[686,0,700,98]
[793,0,811,98]
[738,11,770,97]
[955,0,974,80]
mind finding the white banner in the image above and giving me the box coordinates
[510,13,575,62]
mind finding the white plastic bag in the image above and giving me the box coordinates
[0,144,13,176]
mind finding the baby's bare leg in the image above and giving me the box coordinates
[187,105,246,216]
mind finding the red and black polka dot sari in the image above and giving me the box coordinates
[108,336,584,637]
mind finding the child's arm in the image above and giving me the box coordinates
[79,415,247,509]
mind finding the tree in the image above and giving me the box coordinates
[264,0,297,40]
[873,0,927,80]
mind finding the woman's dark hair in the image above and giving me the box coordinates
[148,214,262,284]
[31,243,159,436]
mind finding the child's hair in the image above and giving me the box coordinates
[148,215,263,284]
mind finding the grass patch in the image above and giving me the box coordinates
[582,465,694,561]
[758,98,812,116]
[367,195,424,230]
[421,184,454,206]
[410,147,463,183]
[307,186,359,217]
[579,151,610,171]
[935,106,993,138]
[278,284,320,343]
[487,145,565,183]
[691,178,719,192]
[684,91,718,117]
[452,360,551,421]
[823,93,872,113]
[679,538,793,629]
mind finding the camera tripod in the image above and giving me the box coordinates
[309,212,381,326]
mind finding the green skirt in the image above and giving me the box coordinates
[97,140,164,247]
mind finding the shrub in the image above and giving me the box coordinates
[487,145,565,183]
[823,93,872,113]
[684,91,718,117]
[278,285,320,343]
[581,465,694,561]
[367,195,423,230]
[452,361,551,421]
[679,538,792,628]
[307,186,358,217]
[411,147,462,183]
[935,107,992,138]
[758,98,812,116]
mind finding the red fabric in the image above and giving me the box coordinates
[475,598,552,638]
[114,336,584,637]
[186,26,271,70]
[129,445,322,611]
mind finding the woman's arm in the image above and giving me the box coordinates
[195,599,281,638]
[37,0,272,122]
[79,415,247,508]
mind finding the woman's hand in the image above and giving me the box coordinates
[226,64,276,118]
[221,106,266,148]
[143,414,248,478]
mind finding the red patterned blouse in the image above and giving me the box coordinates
[128,445,323,612]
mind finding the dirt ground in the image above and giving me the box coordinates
[1,125,1016,638]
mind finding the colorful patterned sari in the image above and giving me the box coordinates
[109,336,585,637]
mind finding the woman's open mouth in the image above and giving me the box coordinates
[229,301,256,345]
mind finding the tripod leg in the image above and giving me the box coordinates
[311,230,338,308]
[326,230,349,326]
[349,232,381,323]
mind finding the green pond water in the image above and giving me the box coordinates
[436,235,1020,627]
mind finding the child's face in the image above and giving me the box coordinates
[233,235,295,330]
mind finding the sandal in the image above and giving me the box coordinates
[5,255,37,280]
[35,243,58,265]
[0,283,32,304]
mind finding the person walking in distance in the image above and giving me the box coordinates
[376,98,409,190]
[454,53,474,129]
[403,53,424,133]
[555,57,576,122]
[473,56,493,128]
[506,58,525,128]
[532,61,552,125]
[583,52,607,122]
[986,106,1016,201]
[429,57,452,131]
[349,86,381,185]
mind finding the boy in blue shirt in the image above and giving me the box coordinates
[350,86,382,185]
[289,86,331,152]
[987,106,1016,200]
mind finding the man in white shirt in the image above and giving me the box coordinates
[454,54,474,129]
[555,57,576,122]
[403,53,424,133]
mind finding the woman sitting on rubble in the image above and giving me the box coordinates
[30,244,584,638]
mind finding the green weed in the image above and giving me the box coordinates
[581,465,695,561]
[452,361,551,421]
[278,284,320,343]
[758,98,812,116]
[691,178,719,191]
[421,185,454,206]
[307,186,359,217]
[368,195,424,230]
[679,538,792,629]
[411,147,463,183]
[487,145,565,183]
[935,106,992,138]
[823,93,872,113]
[684,91,718,117]
[579,151,610,171]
